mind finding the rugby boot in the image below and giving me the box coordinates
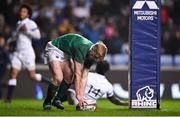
[52,99,64,110]
[43,100,51,110]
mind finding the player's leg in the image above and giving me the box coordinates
[53,59,74,101]
[43,42,71,110]
[53,80,71,102]
[52,60,73,109]
[52,80,71,109]
[43,60,63,110]
[25,56,52,84]
[5,67,20,102]
[5,53,21,102]
[27,70,52,84]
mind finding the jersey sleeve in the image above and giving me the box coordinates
[26,21,41,39]
[106,79,114,97]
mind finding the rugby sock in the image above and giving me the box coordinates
[54,80,71,102]
[6,79,17,102]
[35,74,52,84]
[44,83,59,103]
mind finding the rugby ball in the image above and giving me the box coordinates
[76,103,96,111]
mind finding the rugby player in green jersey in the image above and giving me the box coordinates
[43,33,107,110]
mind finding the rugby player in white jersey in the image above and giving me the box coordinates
[53,61,128,111]
[5,4,50,102]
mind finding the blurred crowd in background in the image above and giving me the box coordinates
[0,0,180,64]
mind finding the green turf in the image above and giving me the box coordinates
[0,99,180,116]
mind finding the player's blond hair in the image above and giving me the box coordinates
[90,41,107,61]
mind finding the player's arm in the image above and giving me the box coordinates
[106,79,128,106]
[26,27,41,39]
[7,22,20,44]
[20,22,41,39]
[74,61,87,106]
[81,68,89,96]
[82,59,94,96]
[7,36,17,44]
[108,95,128,106]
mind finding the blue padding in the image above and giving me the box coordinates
[130,0,161,109]
[174,55,180,66]
[113,54,128,65]
[160,54,173,66]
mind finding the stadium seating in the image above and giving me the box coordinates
[106,54,179,66]
[112,54,128,65]
[160,54,173,66]
[174,55,180,66]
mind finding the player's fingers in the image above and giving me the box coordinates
[80,100,87,107]
[83,100,88,105]
[78,101,83,107]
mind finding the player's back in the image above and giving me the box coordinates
[51,33,93,61]
[84,72,113,104]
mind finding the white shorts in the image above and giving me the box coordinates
[10,51,35,70]
[44,42,70,63]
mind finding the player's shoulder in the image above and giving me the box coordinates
[27,19,38,26]
[88,72,109,82]
[94,73,112,87]
[88,72,104,78]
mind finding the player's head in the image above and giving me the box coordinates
[88,41,107,62]
[0,33,5,47]
[96,60,110,75]
[19,4,32,20]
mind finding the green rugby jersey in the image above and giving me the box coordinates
[51,33,93,63]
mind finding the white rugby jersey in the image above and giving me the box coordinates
[15,18,41,52]
[84,72,114,104]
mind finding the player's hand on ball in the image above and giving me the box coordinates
[76,95,87,107]
[76,103,96,111]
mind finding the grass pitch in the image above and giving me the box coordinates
[0,99,180,116]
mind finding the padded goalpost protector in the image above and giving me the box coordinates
[129,0,161,109]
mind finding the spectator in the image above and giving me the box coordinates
[81,17,104,43]
[54,8,64,25]
[104,28,123,54]
[161,29,180,56]
[161,5,169,25]
[73,0,90,19]
[63,0,74,20]
[0,14,5,33]
[58,19,76,35]
[173,28,180,54]
[0,34,9,99]
[91,0,109,16]
[49,29,59,40]
[104,17,115,40]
